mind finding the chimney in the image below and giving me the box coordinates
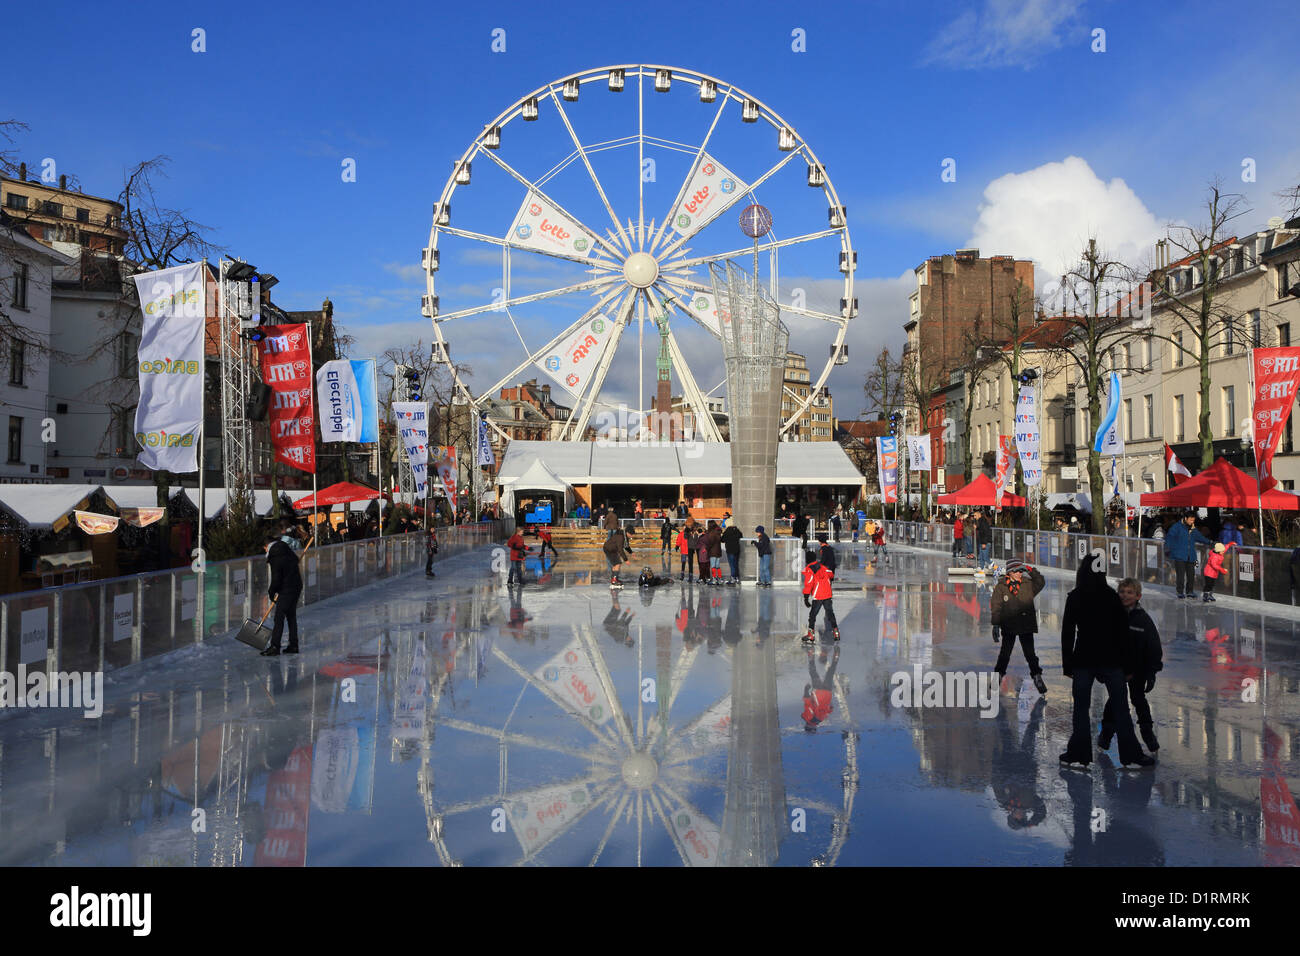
[59,174,66,190]
[18,162,26,181]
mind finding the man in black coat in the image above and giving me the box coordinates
[792,513,809,552]
[990,560,1047,694]
[1059,553,1154,769]
[263,534,304,656]
[1099,578,1163,754]
[721,522,743,583]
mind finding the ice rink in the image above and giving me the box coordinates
[1,541,1296,866]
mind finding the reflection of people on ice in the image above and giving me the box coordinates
[802,552,839,644]
[425,527,439,577]
[802,643,839,732]
[603,594,635,646]
[993,696,1047,830]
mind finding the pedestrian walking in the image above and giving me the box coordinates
[506,528,529,587]
[425,526,439,577]
[660,515,673,556]
[1163,511,1211,598]
[1059,552,1155,769]
[990,560,1049,695]
[262,533,303,656]
[975,511,993,568]
[603,527,631,588]
[830,509,842,543]
[1201,541,1235,602]
[801,551,839,643]
[753,526,773,586]
[722,521,742,584]
[850,510,860,543]
[1099,578,1163,754]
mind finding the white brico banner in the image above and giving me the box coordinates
[668,152,747,242]
[906,435,932,472]
[537,313,616,398]
[1015,383,1043,486]
[507,190,600,259]
[392,402,430,496]
[131,262,205,472]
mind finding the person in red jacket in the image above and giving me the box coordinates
[506,529,529,587]
[1202,541,1235,602]
[802,643,839,732]
[952,515,965,560]
[537,525,557,560]
[801,553,839,643]
[674,524,696,581]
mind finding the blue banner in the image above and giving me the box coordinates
[350,359,379,444]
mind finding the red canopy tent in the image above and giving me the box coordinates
[935,473,1027,507]
[293,482,381,509]
[1138,458,1300,510]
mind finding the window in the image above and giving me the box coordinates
[1224,323,1234,356]
[1251,310,1262,347]
[1286,416,1294,455]
[1174,395,1185,442]
[9,341,23,386]
[1122,343,1132,371]
[1144,336,1153,369]
[1143,394,1153,437]
[1233,249,1244,274]
[1279,262,1292,299]
[1281,323,1292,347]
[116,332,138,377]
[1174,331,1184,367]
[5,193,27,210]
[6,417,21,463]
[12,261,28,308]
[1124,398,1132,439]
[39,200,62,217]
[1223,385,1235,437]
[76,207,89,223]
[1285,480,1296,492]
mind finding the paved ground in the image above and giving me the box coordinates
[1,542,1297,866]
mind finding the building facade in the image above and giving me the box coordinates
[781,351,833,441]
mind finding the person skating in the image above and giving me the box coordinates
[660,515,673,556]
[952,513,965,560]
[975,510,993,568]
[830,509,842,543]
[753,526,773,586]
[870,524,887,562]
[262,533,303,656]
[1201,541,1235,602]
[802,643,839,731]
[537,524,558,560]
[1163,511,1211,598]
[425,526,439,577]
[721,521,743,584]
[792,512,809,553]
[1099,578,1163,754]
[1059,552,1155,770]
[704,520,723,585]
[801,551,839,643]
[637,566,671,588]
[506,528,529,587]
[603,507,619,540]
[604,526,631,588]
[990,559,1048,695]
[675,522,696,580]
[849,509,860,543]
[816,531,837,574]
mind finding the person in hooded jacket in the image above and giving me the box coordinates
[263,533,303,656]
[603,527,630,587]
[660,515,674,555]
[1164,511,1212,598]
[1059,552,1155,769]
[753,526,773,586]
[675,522,696,580]
[704,520,723,584]
[1201,541,1235,602]
[990,559,1048,694]
[1099,578,1163,754]
[721,522,743,584]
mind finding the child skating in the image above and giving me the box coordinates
[801,552,839,644]
[1202,541,1235,602]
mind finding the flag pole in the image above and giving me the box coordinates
[375,360,384,540]
[1250,351,1264,546]
[307,321,317,548]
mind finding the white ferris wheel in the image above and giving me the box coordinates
[422,65,856,443]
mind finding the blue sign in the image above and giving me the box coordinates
[525,501,553,524]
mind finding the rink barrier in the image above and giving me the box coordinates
[0,520,515,686]
[880,520,1296,606]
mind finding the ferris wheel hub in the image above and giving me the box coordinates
[620,753,659,789]
[622,252,660,289]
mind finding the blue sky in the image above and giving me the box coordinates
[6,0,1299,417]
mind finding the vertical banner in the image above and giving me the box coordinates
[875,436,898,504]
[257,324,316,473]
[132,262,205,472]
[475,408,495,466]
[994,436,1011,509]
[1252,348,1300,487]
[392,402,429,496]
[316,359,378,443]
[1015,384,1042,485]
[431,446,458,503]
[906,435,931,473]
[1093,371,1124,455]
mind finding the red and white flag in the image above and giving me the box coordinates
[994,436,1011,509]
[1252,347,1300,489]
[1165,443,1191,485]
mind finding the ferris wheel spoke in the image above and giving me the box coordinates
[490,646,622,748]
[437,717,620,767]
[642,288,724,442]
[547,89,633,253]
[576,623,637,752]
[477,149,625,261]
[561,292,636,440]
[667,228,841,272]
[589,791,633,866]
[476,286,628,400]
[649,91,733,255]
[643,640,700,754]
[645,789,694,867]
[781,303,848,324]
[435,224,619,272]
[435,276,618,324]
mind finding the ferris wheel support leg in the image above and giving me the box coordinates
[663,324,722,444]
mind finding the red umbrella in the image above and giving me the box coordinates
[293,482,381,509]
[1138,457,1300,510]
[935,473,1027,507]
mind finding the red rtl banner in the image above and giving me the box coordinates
[1251,347,1300,490]
[257,324,316,474]
[255,744,312,867]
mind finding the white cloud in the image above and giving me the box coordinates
[923,0,1082,70]
[966,155,1164,280]
[382,262,424,283]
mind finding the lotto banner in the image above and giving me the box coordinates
[537,313,616,399]
[994,436,1012,509]
[258,324,316,473]
[1015,384,1042,486]
[132,262,205,472]
[431,445,458,502]
[1252,348,1300,488]
[667,286,728,336]
[667,152,747,242]
[875,436,898,504]
[507,190,599,259]
[392,402,430,496]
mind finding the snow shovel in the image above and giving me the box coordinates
[236,599,276,651]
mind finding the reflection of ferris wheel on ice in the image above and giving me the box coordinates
[422,65,856,441]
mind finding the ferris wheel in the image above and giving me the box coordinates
[422,65,856,442]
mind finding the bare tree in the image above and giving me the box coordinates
[862,345,906,421]
[1277,176,1300,222]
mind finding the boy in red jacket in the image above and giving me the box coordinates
[506,529,529,587]
[802,553,839,643]
[1202,541,1235,602]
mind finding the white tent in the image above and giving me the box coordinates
[180,487,284,519]
[501,459,573,513]
[1046,492,1092,513]
[0,484,103,530]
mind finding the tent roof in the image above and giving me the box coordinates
[101,484,171,511]
[294,482,381,509]
[1138,458,1300,510]
[935,473,1027,507]
[496,440,864,486]
[0,484,103,529]
[505,458,571,493]
[1046,492,1092,513]
[181,488,284,519]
